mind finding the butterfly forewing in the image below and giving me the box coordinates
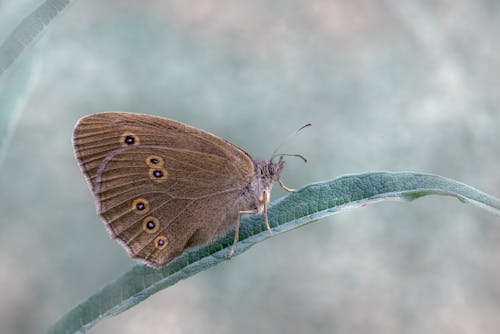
[73,112,255,266]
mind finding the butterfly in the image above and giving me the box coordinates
[72,112,303,267]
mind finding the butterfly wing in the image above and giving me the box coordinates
[73,112,255,266]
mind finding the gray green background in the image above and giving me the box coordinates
[1,1,499,333]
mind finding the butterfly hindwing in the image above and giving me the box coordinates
[95,146,246,265]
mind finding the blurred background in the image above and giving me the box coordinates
[1,0,499,333]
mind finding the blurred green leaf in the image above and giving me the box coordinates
[0,0,74,166]
[0,0,73,76]
[47,172,500,334]
[0,48,40,166]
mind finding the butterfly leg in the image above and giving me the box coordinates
[263,190,272,236]
[278,178,296,192]
[228,209,258,259]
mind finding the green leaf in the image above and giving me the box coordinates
[47,172,500,334]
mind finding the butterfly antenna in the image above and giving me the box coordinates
[270,123,311,161]
[274,153,308,164]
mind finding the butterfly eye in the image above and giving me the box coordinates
[149,167,168,183]
[132,198,150,214]
[146,155,164,167]
[120,132,140,147]
[154,235,168,250]
[268,164,276,175]
[142,216,160,234]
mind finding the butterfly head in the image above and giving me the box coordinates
[254,159,284,182]
[267,157,286,181]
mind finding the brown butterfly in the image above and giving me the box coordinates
[73,112,305,267]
